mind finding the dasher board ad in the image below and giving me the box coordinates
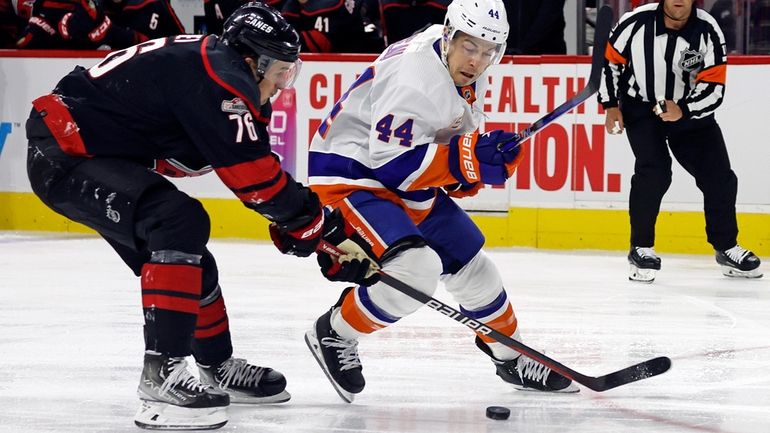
[1,54,768,213]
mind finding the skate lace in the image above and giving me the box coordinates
[635,247,658,259]
[320,336,361,371]
[724,246,750,264]
[215,357,265,389]
[159,358,208,396]
[516,355,551,386]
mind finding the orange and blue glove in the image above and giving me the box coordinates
[447,130,524,186]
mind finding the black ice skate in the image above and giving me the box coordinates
[135,352,229,430]
[305,308,365,403]
[476,337,579,393]
[628,246,661,283]
[715,245,763,278]
[198,357,291,404]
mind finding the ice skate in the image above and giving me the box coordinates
[305,308,364,403]
[476,337,579,393]
[135,352,229,430]
[198,357,291,404]
[716,245,763,278]
[628,246,661,283]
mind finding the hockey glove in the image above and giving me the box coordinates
[448,130,524,185]
[317,208,380,286]
[269,190,325,257]
[58,0,111,43]
[16,16,57,48]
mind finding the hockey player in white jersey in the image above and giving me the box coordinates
[304,0,579,402]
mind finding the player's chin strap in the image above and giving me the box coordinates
[319,239,672,392]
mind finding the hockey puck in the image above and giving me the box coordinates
[485,406,510,420]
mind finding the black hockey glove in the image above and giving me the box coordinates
[317,253,379,286]
[268,190,325,257]
[316,208,380,286]
[58,0,112,44]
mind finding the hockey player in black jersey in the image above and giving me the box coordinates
[281,0,383,53]
[378,0,449,46]
[26,2,377,430]
[105,0,186,40]
[17,0,183,49]
[204,0,284,36]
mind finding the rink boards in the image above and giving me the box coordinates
[0,51,768,254]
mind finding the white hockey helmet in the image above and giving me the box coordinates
[441,0,509,66]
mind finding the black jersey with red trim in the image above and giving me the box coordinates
[108,0,185,39]
[281,0,382,53]
[17,0,160,49]
[0,0,26,47]
[203,0,283,36]
[17,0,94,49]
[378,0,448,45]
[42,34,306,221]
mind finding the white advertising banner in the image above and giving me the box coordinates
[1,53,769,213]
[292,57,770,213]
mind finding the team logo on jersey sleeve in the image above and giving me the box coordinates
[678,49,704,72]
[221,97,249,115]
[460,85,476,104]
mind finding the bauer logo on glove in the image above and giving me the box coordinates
[448,130,523,186]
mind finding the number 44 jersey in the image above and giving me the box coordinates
[308,25,490,222]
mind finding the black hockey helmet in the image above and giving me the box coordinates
[221,2,300,63]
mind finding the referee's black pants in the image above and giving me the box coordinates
[621,98,739,251]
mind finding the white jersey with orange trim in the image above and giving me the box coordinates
[308,24,488,223]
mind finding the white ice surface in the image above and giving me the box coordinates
[1,232,769,433]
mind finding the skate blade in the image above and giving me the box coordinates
[134,400,228,430]
[229,390,291,404]
[304,331,356,404]
[721,265,763,279]
[511,382,580,393]
[629,265,656,283]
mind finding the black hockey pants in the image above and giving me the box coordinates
[26,110,232,364]
[621,97,739,251]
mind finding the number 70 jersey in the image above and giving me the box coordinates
[308,25,489,218]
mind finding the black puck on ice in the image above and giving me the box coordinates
[485,406,510,420]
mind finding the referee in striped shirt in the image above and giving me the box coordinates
[598,0,762,281]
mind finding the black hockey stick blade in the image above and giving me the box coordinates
[377,271,671,392]
[592,356,672,391]
[508,5,614,147]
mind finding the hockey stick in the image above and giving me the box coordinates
[319,241,672,392]
[499,5,614,152]
[376,272,671,392]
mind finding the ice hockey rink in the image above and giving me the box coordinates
[1,232,768,433]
